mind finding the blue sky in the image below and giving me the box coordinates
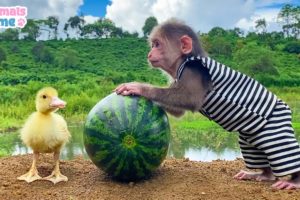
[1,0,300,34]
[78,0,111,17]
[78,0,300,17]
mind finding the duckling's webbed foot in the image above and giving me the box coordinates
[43,151,68,184]
[18,152,42,183]
[43,169,68,184]
[17,168,42,183]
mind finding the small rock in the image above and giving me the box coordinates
[2,182,9,187]
[129,182,134,187]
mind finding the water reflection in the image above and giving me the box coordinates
[1,102,299,163]
[5,124,299,162]
[0,124,242,161]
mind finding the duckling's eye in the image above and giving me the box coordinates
[42,95,47,99]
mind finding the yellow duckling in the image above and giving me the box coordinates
[18,87,71,184]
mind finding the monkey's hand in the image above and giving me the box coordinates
[115,82,152,96]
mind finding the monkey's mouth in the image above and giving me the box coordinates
[149,60,160,66]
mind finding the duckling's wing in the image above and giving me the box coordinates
[53,113,71,143]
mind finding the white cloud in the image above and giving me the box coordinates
[106,0,290,34]
[105,0,256,34]
[1,0,83,39]
[1,0,83,25]
[83,15,100,24]
[236,8,282,32]
[106,0,154,34]
[1,0,294,37]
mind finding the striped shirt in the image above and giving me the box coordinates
[176,56,277,134]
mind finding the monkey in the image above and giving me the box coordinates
[115,18,300,190]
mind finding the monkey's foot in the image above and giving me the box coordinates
[272,173,300,190]
[17,169,42,183]
[234,170,276,181]
[43,171,68,184]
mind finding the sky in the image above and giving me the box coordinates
[1,0,300,35]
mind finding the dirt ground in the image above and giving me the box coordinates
[0,154,300,200]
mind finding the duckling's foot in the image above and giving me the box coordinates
[43,171,68,184]
[17,169,42,183]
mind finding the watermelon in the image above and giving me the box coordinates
[83,92,170,181]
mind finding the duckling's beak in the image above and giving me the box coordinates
[50,97,66,109]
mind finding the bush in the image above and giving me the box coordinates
[0,47,6,64]
[31,42,54,63]
[283,41,300,54]
[58,48,79,69]
[233,44,278,77]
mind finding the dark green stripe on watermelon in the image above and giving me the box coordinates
[84,92,170,181]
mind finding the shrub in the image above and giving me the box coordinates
[0,47,6,64]
[283,41,300,54]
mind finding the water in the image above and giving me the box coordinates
[0,124,244,161]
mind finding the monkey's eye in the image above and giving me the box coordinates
[152,40,160,48]
[42,95,47,99]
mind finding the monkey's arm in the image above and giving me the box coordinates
[145,65,210,112]
[156,102,185,117]
[115,65,210,112]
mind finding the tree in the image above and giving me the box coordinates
[81,18,123,39]
[277,4,300,38]
[58,48,79,69]
[233,44,278,77]
[31,42,54,63]
[208,27,227,37]
[283,41,300,54]
[46,16,59,39]
[22,19,40,41]
[100,18,117,38]
[255,18,267,33]
[81,23,96,38]
[142,16,158,37]
[64,16,85,39]
[0,28,19,40]
[0,47,6,64]
[228,27,244,37]
[209,37,233,57]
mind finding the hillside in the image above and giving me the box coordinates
[0,37,299,130]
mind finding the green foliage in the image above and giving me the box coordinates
[21,19,40,41]
[0,47,6,64]
[58,48,79,69]
[0,38,168,131]
[31,41,54,63]
[277,4,300,38]
[0,33,300,131]
[208,27,227,37]
[283,41,300,54]
[142,16,158,37]
[209,37,233,57]
[0,28,19,41]
[233,44,278,77]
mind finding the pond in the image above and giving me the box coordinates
[0,123,243,161]
[0,124,299,162]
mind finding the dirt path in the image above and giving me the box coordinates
[0,154,299,200]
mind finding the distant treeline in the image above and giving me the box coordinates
[0,4,299,130]
[0,4,299,41]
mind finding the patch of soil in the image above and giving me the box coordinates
[0,154,299,200]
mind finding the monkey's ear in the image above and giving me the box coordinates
[180,35,193,55]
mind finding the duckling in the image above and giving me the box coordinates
[18,87,71,184]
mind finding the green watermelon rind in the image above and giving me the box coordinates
[84,93,170,181]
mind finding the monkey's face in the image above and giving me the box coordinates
[148,37,182,75]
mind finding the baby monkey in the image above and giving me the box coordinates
[115,18,300,190]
